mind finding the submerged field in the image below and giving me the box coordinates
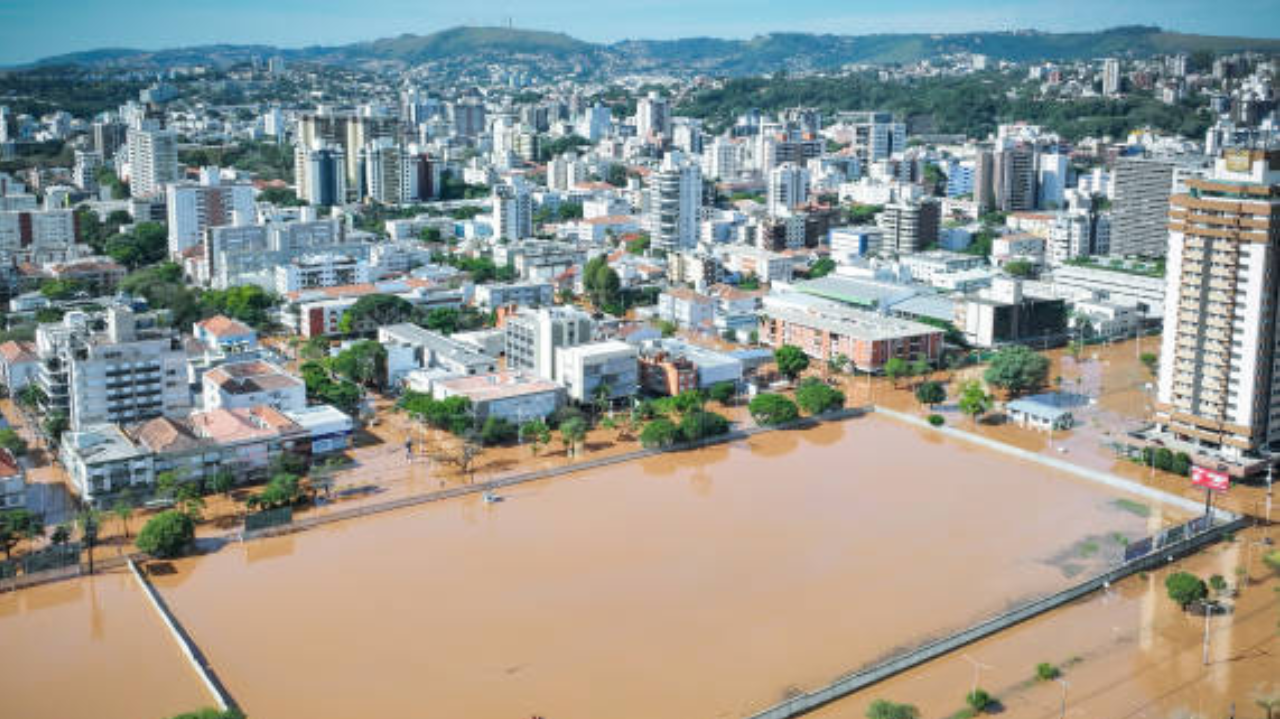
[132,415,1182,719]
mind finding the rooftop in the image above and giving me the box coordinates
[195,314,255,338]
[205,360,302,395]
[762,293,943,342]
[436,370,562,402]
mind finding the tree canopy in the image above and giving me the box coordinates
[983,346,1050,398]
[135,510,195,558]
[774,344,810,381]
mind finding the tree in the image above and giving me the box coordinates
[521,419,551,455]
[915,380,946,408]
[78,508,100,574]
[809,257,836,278]
[0,509,43,559]
[1258,694,1280,719]
[1139,351,1158,375]
[247,473,303,510]
[774,344,809,381]
[330,340,387,387]
[1035,662,1059,681]
[112,498,135,540]
[640,418,680,449]
[883,357,909,388]
[166,707,245,719]
[708,381,736,405]
[136,510,196,559]
[51,524,71,545]
[338,294,416,335]
[958,380,991,425]
[749,393,799,426]
[865,700,919,719]
[966,688,993,713]
[1164,571,1207,609]
[42,412,69,444]
[827,353,849,375]
[679,410,730,443]
[795,378,845,415]
[560,417,587,457]
[0,428,28,457]
[104,221,167,269]
[1004,259,1034,278]
[984,346,1050,398]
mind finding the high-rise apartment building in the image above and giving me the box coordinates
[36,306,192,431]
[493,180,533,241]
[993,145,1037,212]
[840,111,907,164]
[767,163,810,216]
[0,208,80,265]
[876,199,940,256]
[1111,157,1175,257]
[297,145,347,207]
[92,120,128,159]
[1103,58,1122,96]
[644,153,702,252]
[362,140,410,205]
[127,126,179,199]
[636,92,669,141]
[166,168,256,256]
[1154,149,1280,465]
[74,150,104,194]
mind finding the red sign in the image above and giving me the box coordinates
[1191,466,1230,491]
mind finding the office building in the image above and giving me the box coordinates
[555,340,639,402]
[1110,157,1175,257]
[1154,149,1280,466]
[504,306,594,380]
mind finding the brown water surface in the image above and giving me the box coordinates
[0,568,212,719]
[147,416,1177,719]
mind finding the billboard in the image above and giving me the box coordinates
[1191,466,1230,491]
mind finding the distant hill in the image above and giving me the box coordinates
[17,25,1280,75]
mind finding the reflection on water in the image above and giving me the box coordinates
[138,415,1174,719]
[0,569,210,719]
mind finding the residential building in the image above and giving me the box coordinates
[283,405,354,454]
[126,126,179,199]
[0,207,81,264]
[36,306,192,430]
[899,250,989,285]
[378,323,496,382]
[0,448,24,510]
[493,180,533,241]
[636,92,669,141]
[166,168,256,256]
[274,253,371,294]
[202,360,306,412]
[657,287,715,330]
[768,163,810,216]
[1103,58,1122,96]
[0,340,38,392]
[644,153,702,252]
[876,199,940,255]
[474,281,554,310]
[296,144,347,206]
[1154,149,1280,466]
[555,340,639,403]
[1047,210,1110,264]
[193,315,258,354]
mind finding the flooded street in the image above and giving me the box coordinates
[140,415,1179,719]
[0,568,212,719]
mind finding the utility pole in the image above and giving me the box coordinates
[1202,603,1212,665]
[961,654,993,700]
[1056,678,1069,719]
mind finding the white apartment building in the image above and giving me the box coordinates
[0,208,81,265]
[473,281,554,310]
[166,168,256,256]
[274,253,371,294]
[126,126,179,199]
[768,163,810,217]
[636,92,669,141]
[1155,149,1280,465]
[493,180,533,241]
[644,152,702,252]
[36,306,192,430]
[202,360,306,412]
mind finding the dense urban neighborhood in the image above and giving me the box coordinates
[0,18,1278,719]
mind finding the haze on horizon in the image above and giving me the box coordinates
[1,0,1279,66]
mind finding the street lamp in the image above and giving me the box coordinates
[961,654,994,701]
[1056,678,1069,719]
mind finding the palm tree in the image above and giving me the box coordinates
[1258,694,1280,719]
[112,498,134,540]
[78,509,100,575]
[592,383,613,423]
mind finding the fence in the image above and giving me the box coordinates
[244,507,293,533]
[743,511,1247,719]
[0,543,84,593]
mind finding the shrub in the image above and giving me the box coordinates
[966,688,992,712]
[247,473,303,510]
[795,378,845,415]
[748,393,799,426]
[136,511,196,559]
[773,344,810,380]
[915,380,946,407]
[1035,662,1059,681]
[639,418,679,449]
[479,416,517,446]
[708,381,736,405]
[866,700,919,719]
[1261,550,1280,576]
[927,414,945,427]
[1164,571,1207,608]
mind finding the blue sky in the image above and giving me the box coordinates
[0,0,1278,65]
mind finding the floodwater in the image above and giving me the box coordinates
[0,568,212,719]
[810,526,1280,719]
[135,416,1183,719]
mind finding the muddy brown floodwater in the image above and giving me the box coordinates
[0,568,211,719]
[132,415,1184,719]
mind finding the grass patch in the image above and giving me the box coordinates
[1112,498,1151,517]
[1078,540,1099,558]
[1109,531,1130,546]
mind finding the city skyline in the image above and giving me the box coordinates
[2,0,1280,65]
